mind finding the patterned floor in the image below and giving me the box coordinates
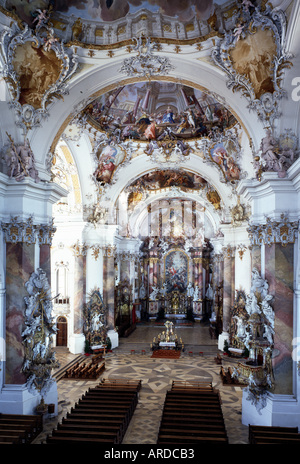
[32,323,249,444]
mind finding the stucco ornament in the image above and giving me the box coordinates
[231,268,274,414]
[0,16,78,130]
[22,268,59,397]
[120,36,174,78]
[212,2,293,126]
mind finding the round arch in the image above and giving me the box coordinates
[29,53,264,178]
[103,151,238,224]
[128,190,219,240]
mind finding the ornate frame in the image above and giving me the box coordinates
[1,24,78,131]
[164,248,190,293]
[211,4,293,126]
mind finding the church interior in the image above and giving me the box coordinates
[0,0,300,446]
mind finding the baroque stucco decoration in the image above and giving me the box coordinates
[247,214,299,247]
[1,19,78,131]
[83,288,108,349]
[1,215,56,245]
[22,268,59,397]
[211,2,293,126]
[254,128,299,179]
[119,36,174,78]
[231,267,275,414]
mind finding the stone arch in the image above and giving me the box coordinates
[29,58,263,179]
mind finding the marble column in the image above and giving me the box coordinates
[223,247,235,331]
[251,244,262,274]
[103,247,115,329]
[39,244,51,282]
[73,254,86,335]
[148,256,154,296]
[5,242,35,384]
[265,243,294,395]
[69,242,87,354]
[218,246,235,350]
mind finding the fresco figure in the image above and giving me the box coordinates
[93,144,125,185]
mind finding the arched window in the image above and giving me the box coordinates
[55,262,69,304]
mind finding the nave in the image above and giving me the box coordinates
[32,323,249,445]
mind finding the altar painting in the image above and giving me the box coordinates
[164,250,188,294]
[93,143,126,185]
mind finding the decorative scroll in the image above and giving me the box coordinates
[248,214,298,247]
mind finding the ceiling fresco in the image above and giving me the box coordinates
[125,169,222,211]
[5,0,226,27]
[82,81,237,142]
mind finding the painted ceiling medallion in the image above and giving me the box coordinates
[212,2,293,125]
[1,21,78,130]
[119,36,174,78]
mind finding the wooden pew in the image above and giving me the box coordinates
[0,429,27,443]
[60,417,121,440]
[157,434,228,444]
[64,360,105,379]
[77,397,137,415]
[47,435,116,444]
[249,425,300,444]
[65,411,127,436]
[51,427,119,443]
[47,378,142,444]
[157,380,228,445]
[171,380,213,391]
[99,378,142,391]
[0,413,43,442]
[0,436,21,444]
[160,420,225,430]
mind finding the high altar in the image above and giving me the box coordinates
[138,235,214,321]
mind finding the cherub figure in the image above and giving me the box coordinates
[33,8,50,29]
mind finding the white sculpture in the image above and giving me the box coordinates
[149,286,159,300]
[193,285,200,301]
[187,282,194,297]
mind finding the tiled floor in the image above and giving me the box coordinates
[32,322,249,444]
